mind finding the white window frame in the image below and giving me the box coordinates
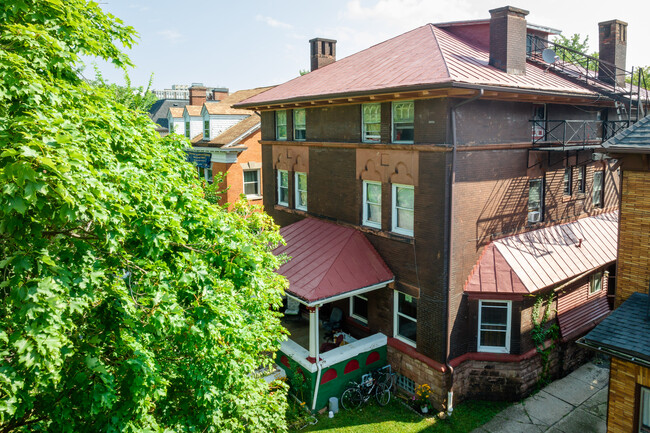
[391,100,414,144]
[528,178,544,224]
[640,386,650,433]
[198,166,213,184]
[243,169,261,199]
[393,291,417,347]
[593,170,603,207]
[362,180,382,229]
[349,294,368,325]
[362,103,381,143]
[391,184,414,236]
[477,300,512,354]
[295,172,307,211]
[589,272,603,295]
[276,110,287,141]
[293,109,306,141]
[277,170,289,206]
[203,119,210,139]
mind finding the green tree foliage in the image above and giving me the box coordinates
[553,33,599,71]
[0,0,288,431]
[628,65,650,90]
[90,67,159,113]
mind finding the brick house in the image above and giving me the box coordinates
[180,85,272,207]
[580,115,650,433]
[237,6,648,410]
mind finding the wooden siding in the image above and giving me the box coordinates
[607,357,650,433]
[617,170,650,307]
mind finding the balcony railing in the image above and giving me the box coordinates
[530,120,630,146]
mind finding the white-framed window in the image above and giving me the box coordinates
[276,110,287,140]
[295,172,307,211]
[394,291,417,347]
[277,170,289,206]
[564,167,572,196]
[185,121,190,138]
[243,169,261,198]
[478,300,511,353]
[362,103,381,143]
[204,120,210,139]
[528,178,543,224]
[198,166,213,184]
[392,101,414,143]
[294,109,306,141]
[392,184,414,236]
[577,165,586,193]
[589,272,603,294]
[593,170,603,207]
[362,180,381,229]
[350,294,368,325]
[640,386,650,433]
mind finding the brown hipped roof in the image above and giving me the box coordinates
[274,218,394,305]
[238,24,597,108]
[465,212,618,297]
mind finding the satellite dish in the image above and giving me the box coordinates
[542,48,558,64]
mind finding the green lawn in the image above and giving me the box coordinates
[292,398,508,433]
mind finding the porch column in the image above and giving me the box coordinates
[306,306,319,363]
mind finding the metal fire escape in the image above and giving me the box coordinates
[526,35,649,147]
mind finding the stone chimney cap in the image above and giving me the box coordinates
[598,19,628,26]
[489,6,529,17]
[309,37,337,44]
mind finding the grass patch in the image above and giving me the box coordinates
[292,398,509,433]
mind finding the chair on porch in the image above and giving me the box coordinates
[284,297,301,321]
[322,307,344,335]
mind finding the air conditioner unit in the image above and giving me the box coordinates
[528,211,541,224]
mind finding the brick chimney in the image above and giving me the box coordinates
[598,20,627,87]
[189,83,207,106]
[489,6,529,75]
[211,88,229,101]
[310,38,337,71]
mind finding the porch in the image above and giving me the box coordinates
[272,218,395,411]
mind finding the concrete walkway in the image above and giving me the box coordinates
[472,358,609,433]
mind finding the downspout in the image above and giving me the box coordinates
[311,306,322,412]
[445,89,483,416]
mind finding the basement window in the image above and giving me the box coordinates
[396,374,415,394]
[392,101,414,143]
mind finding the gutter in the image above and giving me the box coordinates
[445,88,483,416]
[577,338,650,369]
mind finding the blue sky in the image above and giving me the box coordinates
[93,0,650,93]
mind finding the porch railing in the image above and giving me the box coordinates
[530,120,630,145]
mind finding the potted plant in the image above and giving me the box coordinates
[413,384,432,414]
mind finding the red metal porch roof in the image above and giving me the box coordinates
[274,218,394,305]
[465,212,618,297]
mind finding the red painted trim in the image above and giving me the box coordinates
[306,306,317,312]
[449,340,555,368]
[387,337,447,373]
[306,356,316,363]
[344,359,360,374]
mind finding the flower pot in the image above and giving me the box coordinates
[421,405,429,414]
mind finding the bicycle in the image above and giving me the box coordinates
[375,364,396,393]
[340,369,391,410]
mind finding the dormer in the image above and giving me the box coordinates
[183,105,203,140]
[200,102,249,142]
[167,106,185,136]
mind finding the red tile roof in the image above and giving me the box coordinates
[274,218,394,305]
[239,24,597,107]
[465,212,618,296]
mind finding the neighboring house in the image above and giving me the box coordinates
[183,86,273,206]
[167,107,185,136]
[580,115,650,433]
[236,6,648,411]
[149,99,189,136]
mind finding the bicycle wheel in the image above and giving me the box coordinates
[375,382,391,406]
[377,372,395,392]
[341,387,363,410]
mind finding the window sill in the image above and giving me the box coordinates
[393,335,416,348]
[273,205,309,217]
[562,195,572,202]
[246,195,263,200]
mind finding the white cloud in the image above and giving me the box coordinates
[157,29,183,44]
[255,15,293,30]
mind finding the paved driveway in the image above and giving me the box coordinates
[472,358,609,433]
